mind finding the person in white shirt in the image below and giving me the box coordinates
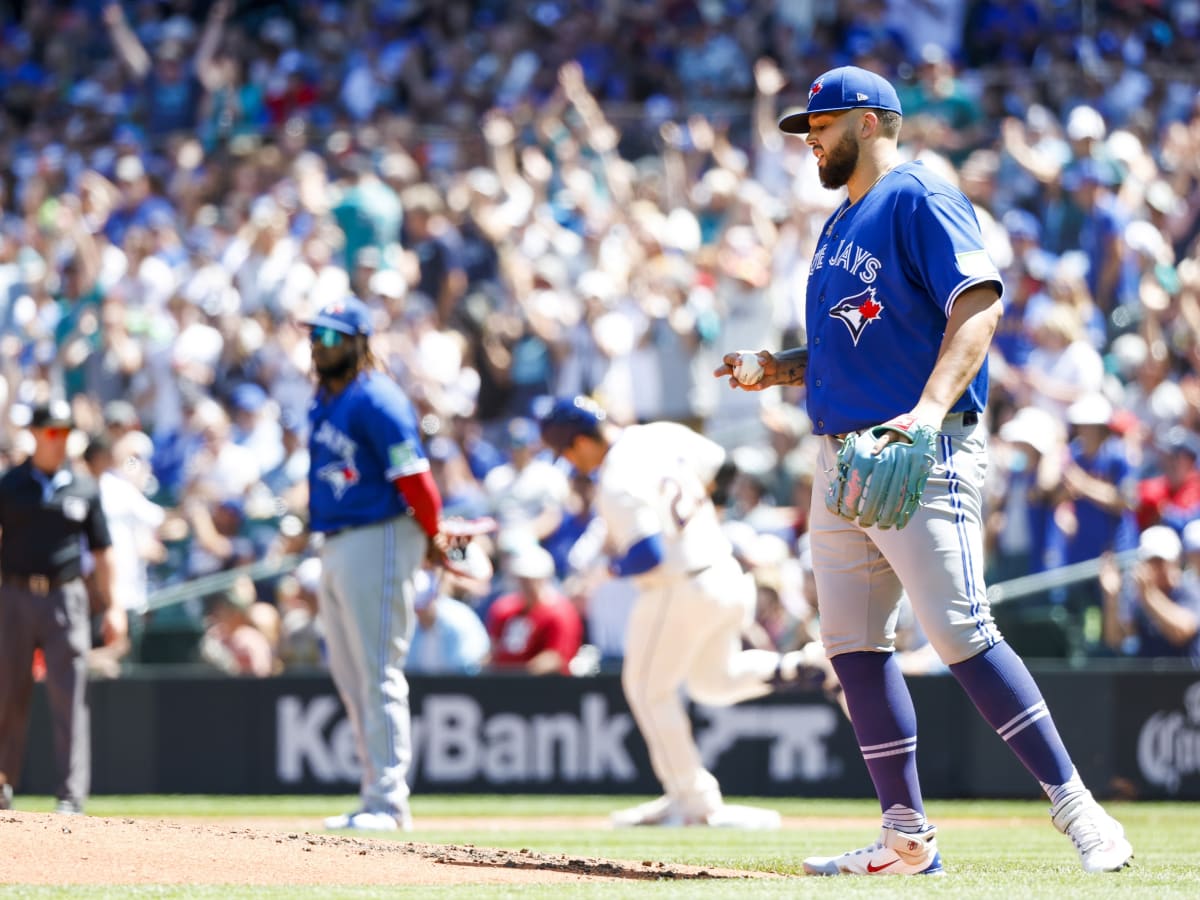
[82,431,166,669]
[406,568,490,675]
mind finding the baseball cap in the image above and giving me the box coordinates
[998,406,1061,457]
[302,296,373,336]
[1159,426,1200,460]
[538,396,606,457]
[1002,208,1042,243]
[1066,393,1114,428]
[507,544,555,580]
[29,400,73,429]
[507,417,540,449]
[778,66,903,135]
[1066,105,1106,142]
[1183,520,1200,555]
[1138,525,1182,563]
[103,399,141,430]
[230,382,268,413]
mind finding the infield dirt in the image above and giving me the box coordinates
[2,811,785,886]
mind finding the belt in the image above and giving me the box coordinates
[1,573,74,596]
[831,410,979,441]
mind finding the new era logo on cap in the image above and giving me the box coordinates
[779,66,903,135]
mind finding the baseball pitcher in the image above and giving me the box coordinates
[715,66,1131,875]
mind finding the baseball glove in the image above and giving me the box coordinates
[826,415,938,530]
[437,516,498,583]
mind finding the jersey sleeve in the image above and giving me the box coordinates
[596,483,662,557]
[360,378,431,480]
[904,189,1004,318]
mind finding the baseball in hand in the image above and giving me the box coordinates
[733,351,765,386]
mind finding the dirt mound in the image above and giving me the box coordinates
[2,811,783,886]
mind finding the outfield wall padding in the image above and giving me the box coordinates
[18,669,1200,800]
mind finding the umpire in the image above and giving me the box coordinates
[0,401,127,814]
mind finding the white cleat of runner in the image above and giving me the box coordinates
[1052,794,1133,873]
[323,810,412,832]
[610,796,780,829]
[803,825,944,876]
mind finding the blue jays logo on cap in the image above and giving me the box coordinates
[303,296,373,336]
[779,66,903,135]
[830,287,885,346]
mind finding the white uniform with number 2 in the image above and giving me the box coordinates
[596,422,781,820]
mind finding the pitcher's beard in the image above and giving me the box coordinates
[819,131,859,190]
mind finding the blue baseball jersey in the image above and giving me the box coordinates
[307,370,430,533]
[805,161,1003,435]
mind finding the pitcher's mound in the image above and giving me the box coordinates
[2,811,783,886]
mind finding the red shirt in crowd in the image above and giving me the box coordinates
[486,590,583,675]
[1136,470,1200,531]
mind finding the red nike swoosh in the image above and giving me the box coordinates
[867,860,899,873]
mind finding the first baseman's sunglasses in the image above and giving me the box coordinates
[309,327,346,348]
[38,426,70,439]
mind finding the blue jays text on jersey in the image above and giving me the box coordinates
[307,370,431,533]
[804,161,1004,436]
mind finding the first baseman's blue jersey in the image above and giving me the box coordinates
[805,161,1003,435]
[307,370,430,533]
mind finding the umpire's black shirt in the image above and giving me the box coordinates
[0,460,111,580]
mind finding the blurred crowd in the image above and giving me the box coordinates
[2,0,1200,676]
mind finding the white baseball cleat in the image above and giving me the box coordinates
[324,810,413,832]
[610,796,696,827]
[803,825,944,876]
[610,796,780,829]
[1051,794,1133,873]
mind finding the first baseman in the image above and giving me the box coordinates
[304,296,449,832]
[539,396,830,829]
[715,66,1131,875]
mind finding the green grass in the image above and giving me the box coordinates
[5,795,1199,898]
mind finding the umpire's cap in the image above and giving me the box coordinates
[29,400,73,429]
[538,396,606,457]
[778,66,903,135]
[302,296,373,336]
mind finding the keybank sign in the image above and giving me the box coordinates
[276,692,841,788]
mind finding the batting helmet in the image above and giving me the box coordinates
[538,396,606,456]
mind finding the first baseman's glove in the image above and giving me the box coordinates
[826,414,938,530]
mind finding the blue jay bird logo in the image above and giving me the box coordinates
[830,289,888,345]
[317,459,361,499]
[829,287,884,346]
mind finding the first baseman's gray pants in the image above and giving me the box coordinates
[0,579,92,807]
[318,516,422,819]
